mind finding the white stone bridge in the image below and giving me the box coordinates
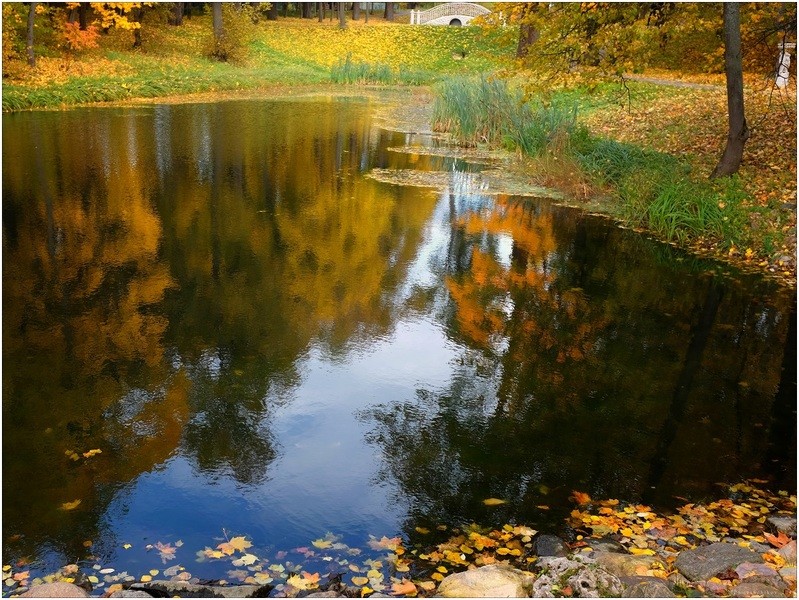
[410,2,490,26]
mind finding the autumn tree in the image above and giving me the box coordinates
[486,2,796,178]
[384,1,394,22]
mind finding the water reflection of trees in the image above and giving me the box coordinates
[2,100,437,557]
[364,193,794,536]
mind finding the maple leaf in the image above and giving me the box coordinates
[367,536,402,551]
[764,531,791,549]
[231,553,258,566]
[287,573,319,591]
[571,491,592,505]
[391,579,417,596]
[153,541,177,563]
[217,536,252,555]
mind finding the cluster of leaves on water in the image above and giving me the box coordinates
[3,481,795,597]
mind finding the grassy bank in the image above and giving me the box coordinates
[431,75,797,284]
[2,14,512,111]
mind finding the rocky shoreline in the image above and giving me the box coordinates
[13,514,796,599]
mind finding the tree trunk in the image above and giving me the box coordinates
[364,2,369,23]
[78,2,89,30]
[711,3,750,178]
[338,2,346,28]
[267,2,278,20]
[172,2,184,25]
[212,2,224,59]
[318,2,324,21]
[352,2,360,20]
[27,2,36,67]
[384,2,394,21]
[132,5,145,48]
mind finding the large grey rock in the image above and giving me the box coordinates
[130,581,270,598]
[779,540,797,566]
[621,578,675,598]
[532,555,622,598]
[533,534,569,558]
[730,581,786,598]
[109,591,155,598]
[767,516,797,538]
[675,543,763,581]
[19,582,90,597]
[585,537,626,554]
[590,551,659,578]
[437,564,534,598]
[305,593,341,598]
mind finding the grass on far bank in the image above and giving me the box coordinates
[2,14,513,111]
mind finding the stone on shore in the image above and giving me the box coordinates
[767,516,797,538]
[533,534,569,557]
[130,580,270,598]
[590,551,659,578]
[532,555,622,598]
[19,582,90,597]
[729,581,787,598]
[620,577,675,598]
[436,564,534,597]
[674,542,764,581]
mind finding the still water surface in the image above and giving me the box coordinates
[3,96,795,582]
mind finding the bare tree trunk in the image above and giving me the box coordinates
[267,2,278,20]
[318,2,324,21]
[172,2,184,25]
[364,2,369,23]
[352,2,360,20]
[212,2,224,59]
[338,2,346,28]
[78,2,89,30]
[384,2,394,21]
[711,3,750,178]
[27,2,36,67]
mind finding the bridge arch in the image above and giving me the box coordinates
[410,3,490,26]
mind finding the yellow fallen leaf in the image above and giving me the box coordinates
[60,499,81,511]
[482,498,507,506]
[360,586,374,597]
[352,576,369,586]
[140,575,152,582]
[122,544,132,550]
[629,548,656,556]
[312,538,333,549]
[414,527,430,535]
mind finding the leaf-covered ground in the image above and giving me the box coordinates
[581,74,797,286]
[3,482,795,597]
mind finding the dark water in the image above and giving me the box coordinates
[2,96,795,584]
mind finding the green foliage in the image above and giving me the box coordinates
[330,54,394,84]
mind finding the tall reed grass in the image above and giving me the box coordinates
[432,74,750,248]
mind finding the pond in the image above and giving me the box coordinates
[2,95,795,589]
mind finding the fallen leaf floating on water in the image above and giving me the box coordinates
[153,541,177,563]
[60,499,81,511]
[286,572,320,591]
[231,553,258,567]
[82,448,102,458]
[571,491,592,505]
[482,498,507,506]
[390,578,417,596]
[217,535,252,555]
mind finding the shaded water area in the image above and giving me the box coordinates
[2,95,796,586]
